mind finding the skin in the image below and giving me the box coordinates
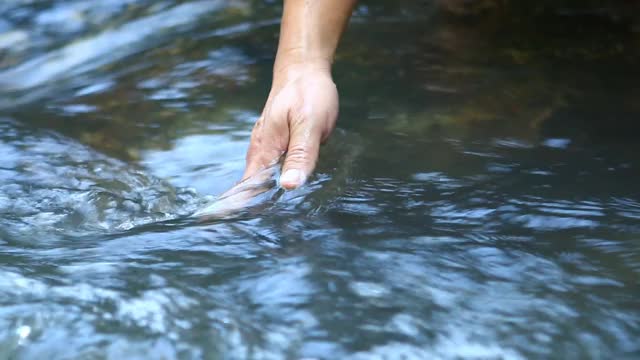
[242,0,358,190]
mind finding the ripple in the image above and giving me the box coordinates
[0,2,639,357]
[0,119,200,241]
[0,0,224,108]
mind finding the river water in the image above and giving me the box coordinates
[0,1,639,359]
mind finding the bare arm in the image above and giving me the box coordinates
[275,0,357,75]
[243,0,357,189]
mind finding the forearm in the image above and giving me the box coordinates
[274,0,357,75]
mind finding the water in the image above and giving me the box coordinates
[1,1,639,359]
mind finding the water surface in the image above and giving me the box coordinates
[1,1,639,359]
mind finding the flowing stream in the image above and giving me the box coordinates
[0,1,639,359]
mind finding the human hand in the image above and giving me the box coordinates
[243,62,339,189]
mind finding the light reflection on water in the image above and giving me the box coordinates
[1,0,640,359]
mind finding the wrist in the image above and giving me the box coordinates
[273,49,332,82]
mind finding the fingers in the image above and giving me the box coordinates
[243,73,338,190]
[195,165,279,219]
[279,79,337,190]
[242,107,289,181]
[279,117,324,190]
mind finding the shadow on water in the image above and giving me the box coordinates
[0,0,639,359]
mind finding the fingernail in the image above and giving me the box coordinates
[280,169,306,189]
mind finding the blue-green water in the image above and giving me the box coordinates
[0,1,639,359]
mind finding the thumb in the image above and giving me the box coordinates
[279,122,322,190]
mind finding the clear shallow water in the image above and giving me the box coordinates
[1,1,640,359]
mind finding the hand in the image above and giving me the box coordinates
[243,62,339,189]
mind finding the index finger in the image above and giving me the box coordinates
[242,112,289,181]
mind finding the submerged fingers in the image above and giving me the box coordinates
[193,162,281,219]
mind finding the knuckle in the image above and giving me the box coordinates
[286,144,313,164]
[252,116,265,132]
[289,110,306,127]
[249,129,262,146]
